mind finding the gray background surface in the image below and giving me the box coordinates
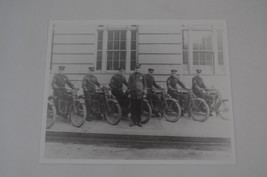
[0,0,266,176]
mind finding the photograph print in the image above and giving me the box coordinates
[40,20,236,164]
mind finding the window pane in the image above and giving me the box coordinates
[182,30,188,50]
[114,51,119,60]
[183,51,188,64]
[120,61,126,69]
[107,51,113,61]
[114,60,119,70]
[192,30,212,50]
[108,41,113,50]
[96,61,102,70]
[108,31,113,40]
[114,31,120,40]
[121,41,126,50]
[131,61,136,70]
[121,31,126,40]
[218,52,224,65]
[97,51,102,59]
[131,51,136,59]
[107,61,112,70]
[131,31,136,40]
[98,31,103,40]
[131,41,136,50]
[97,41,102,50]
[114,41,119,50]
[120,52,126,61]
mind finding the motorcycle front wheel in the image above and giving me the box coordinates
[216,100,229,120]
[141,101,152,124]
[162,99,181,122]
[105,100,122,125]
[70,100,87,127]
[190,98,210,122]
[46,103,56,129]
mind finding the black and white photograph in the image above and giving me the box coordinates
[39,20,235,164]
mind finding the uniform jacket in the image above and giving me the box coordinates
[52,73,74,89]
[109,73,128,90]
[128,71,147,99]
[82,73,100,92]
[145,74,161,90]
[192,75,206,91]
[166,75,186,90]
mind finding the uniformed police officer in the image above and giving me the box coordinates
[109,68,128,116]
[51,66,75,113]
[192,69,213,103]
[128,64,147,127]
[82,66,101,121]
[166,69,188,115]
[145,68,162,116]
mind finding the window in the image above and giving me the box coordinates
[130,30,137,70]
[96,27,138,72]
[181,25,225,75]
[96,30,103,70]
[192,30,214,66]
[107,31,126,70]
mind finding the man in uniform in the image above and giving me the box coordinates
[128,64,147,127]
[82,66,101,121]
[51,66,75,114]
[166,69,188,115]
[145,68,162,116]
[109,68,128,116]
[192,69,212,103]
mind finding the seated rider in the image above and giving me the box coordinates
[166,69,188,115]
[82,66,101,121]
[109,67,128,117]
[51,66,75,114]
[192,69,213,106]
[144,68,162,114]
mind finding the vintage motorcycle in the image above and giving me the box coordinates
[147,88,181,122]
[174,89,210,122]
[89,86,122,125]
[202,89,229,120]
[46,88,87,129]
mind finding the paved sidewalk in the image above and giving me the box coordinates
[46,114,233,139]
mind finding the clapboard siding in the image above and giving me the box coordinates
[139,54,182,64]
[138,34,181,43]
[53,44,95,54]
[52,54,94,64]
[138,44,181,54]
[139,64,182,75]
[139,25,181,33]
[52,64,94,74]
[54,34,95,44]
[54,24,97,34]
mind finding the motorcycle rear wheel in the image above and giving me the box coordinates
[46,103,56,129]
[216,100,229,120]
[141,101,152,124]
[105,100,122,125]
[70,100,87,127]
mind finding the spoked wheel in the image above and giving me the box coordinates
[70,100,87,127]
[216,100,229,120]
[141,101,152,124]
[190,98,210,122]
[46,103,56,129]
[162,99,181,122]
[105,100,122,125]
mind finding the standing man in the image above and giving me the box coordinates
[82,66,101,121]
[145,68,162,116]
[166,69,188,115]
[51,66,75,114]
[109,67,128,116]
[128,64,147,127]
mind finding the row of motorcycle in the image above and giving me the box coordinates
[46,86,229,129]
